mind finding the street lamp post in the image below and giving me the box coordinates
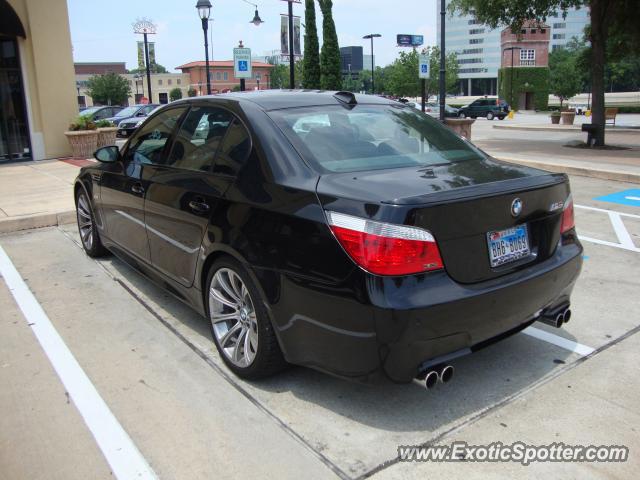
[288,1,295,88]
[196,0,212,95]
[133,19,156,102]
[439,0,446,121]
[363,34,381,94]
[503,46,522,109]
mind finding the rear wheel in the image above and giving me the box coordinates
[498,115,505,120]
[206,258,286,379]
[76,190,108,257]
[487,112,495,120]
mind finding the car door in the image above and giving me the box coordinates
[143,104,248,287]
[99,106,187,261]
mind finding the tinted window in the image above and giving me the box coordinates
[213,119,251,176]
[269,105,484,173]
[123,107,186,165]
[166,106,232,171]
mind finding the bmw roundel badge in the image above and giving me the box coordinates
[511,198,523,217]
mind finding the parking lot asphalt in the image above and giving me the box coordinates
[1,174,639,479]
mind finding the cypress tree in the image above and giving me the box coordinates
[317,0,342,90]
[302,0,321,89]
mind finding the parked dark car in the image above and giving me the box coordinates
[106,104,160,137]
[414,102,460,118]
[74,91,582,386]
[459,97,509,120]
[79,105,123,122]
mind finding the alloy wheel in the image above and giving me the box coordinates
[209,268,259,368]
[76,194,94,250]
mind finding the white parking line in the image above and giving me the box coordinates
[0,246,157,480]
[575,204,640,253]
[523,326,595,356]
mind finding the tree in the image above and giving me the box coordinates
[269,62,304,89]
[86,73,131,105]
[169,87,183,102]
[317,0,342,90]
[549,46,582,109]
[302,0,321,88]
[187,87,198,97]
[383,48,458,99]
[449,0,640,146]
[128,63,168,74]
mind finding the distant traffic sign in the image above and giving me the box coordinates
[419,54,429,79]
[233,47,252,79]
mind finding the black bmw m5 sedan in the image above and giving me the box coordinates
[74,90,582,386]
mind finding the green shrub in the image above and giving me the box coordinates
[95,119,115,128]
[69,115,97,131]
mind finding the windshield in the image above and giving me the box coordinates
[114,106,140,118]
[269,105,484,173]
[80,107,102,115]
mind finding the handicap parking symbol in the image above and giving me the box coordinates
[421,64,428,73]
[238,60,248,72]
[594,189,640,207]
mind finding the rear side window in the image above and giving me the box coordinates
[269,105,484,173]
[166,106,232,171]
[213,119,251,176]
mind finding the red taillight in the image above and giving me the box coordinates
[561,194,575,233]
[326,211,444,276]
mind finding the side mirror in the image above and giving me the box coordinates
[94,145,120,163]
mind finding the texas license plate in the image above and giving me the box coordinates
[487,225,530,267]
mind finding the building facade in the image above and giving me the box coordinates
[1,0,77,161]
[438,0,589,96]
[340,46,364,73]
[176,61,274,94]
[74,66,191,108]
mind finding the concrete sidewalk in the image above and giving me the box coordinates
[0,159,85,234]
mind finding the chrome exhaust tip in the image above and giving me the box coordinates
[562,308,572,324]
[438,365,454,383]
[424,370,439,389]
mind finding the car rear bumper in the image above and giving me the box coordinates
[269,241,582,383]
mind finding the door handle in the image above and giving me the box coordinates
[189,200,210,214]
[131,183,144,194]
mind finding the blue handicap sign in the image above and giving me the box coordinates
[238,60,248,72]
[594,189,640,207]
[421,64,428,73]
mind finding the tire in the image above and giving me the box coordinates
[205,257,286,380]
[76,190,108,257]
[498,115,505,120]
[487,112,495,120]
[458,111,466,118]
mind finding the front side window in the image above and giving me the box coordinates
[123,107,187,165]
[165,106,232,171]
[269,105,484,173]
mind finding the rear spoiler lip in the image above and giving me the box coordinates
[381,172,567,206]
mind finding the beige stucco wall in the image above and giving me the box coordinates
[8,0,77,159]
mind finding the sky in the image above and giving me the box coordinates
[67,0,438,72]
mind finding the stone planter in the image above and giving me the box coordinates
[550,114,561,124]
[444,118,475,140]
[97,127,118,148]
[64,130,98,160]
[560,111,575,125]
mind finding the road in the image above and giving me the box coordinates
[1,174,639,479]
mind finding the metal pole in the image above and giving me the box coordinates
[370,36,375,94]
[209,19,214,92]
[202,18,211,95]
[439,0,445,121]
[143,32,152,101]
[421,78,426,112]
[288,1,295,88]
[510,48,514,108]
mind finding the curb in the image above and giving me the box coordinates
[496,157,640,184]
[0,210,76,235]
[492,124,639,133]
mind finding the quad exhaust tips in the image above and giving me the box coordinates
[416,364,455,390]
[539,306,571,328]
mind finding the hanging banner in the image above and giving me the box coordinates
[280,15,302,57]
[137,42,145,70]
[148,42,156,67]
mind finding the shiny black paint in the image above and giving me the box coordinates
[75,91,582,383]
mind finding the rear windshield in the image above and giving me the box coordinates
[268,105,485,173]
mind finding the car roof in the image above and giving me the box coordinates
[175,90,397,111]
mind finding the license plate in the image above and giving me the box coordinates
[487,225,530,267]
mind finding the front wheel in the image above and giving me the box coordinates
[498,115,506,120]
[76,190,108,257]
[487,112,495,120]
[206,258,286,379]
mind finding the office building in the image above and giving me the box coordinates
[340,46,364,73]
